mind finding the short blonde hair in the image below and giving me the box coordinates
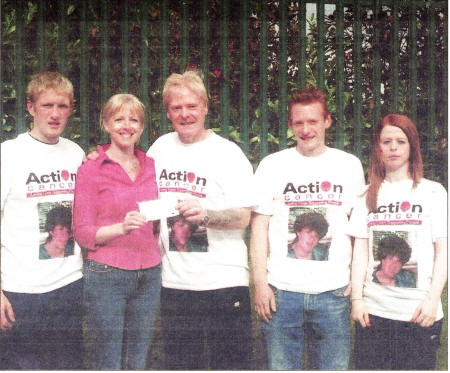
[100,94,145,131]
[162,69,208,108]
[27,71,74,104]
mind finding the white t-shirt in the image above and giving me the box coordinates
[254,147,365,293]
[348,178,447,321]
[147,131,254,290]
[1,133,85,293]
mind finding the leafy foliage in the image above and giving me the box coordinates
[1,0,447,187]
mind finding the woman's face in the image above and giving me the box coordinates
[172,219,193,245]
[380,254,403,279]
[296,226,320,253]
[379,125,410,174]
[104,106,144,149]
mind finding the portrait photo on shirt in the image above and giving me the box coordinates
[287,207,331,261]
[167,215,208,252]
[371,231,417,288]
[38,201,75,260]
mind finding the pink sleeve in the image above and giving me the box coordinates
[73,162,101,251]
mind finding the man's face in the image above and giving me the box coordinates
[166,86,208,144]
[297,226,320,252]
[27,89,73,144]
[380,254,403,279]
[288,102,331,157]
[172,219,193,245]
[49,224,71,249]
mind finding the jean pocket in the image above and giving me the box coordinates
[329,285,348,298]
[84,259,116,274]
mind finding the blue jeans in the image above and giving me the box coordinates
[263,286,350,370]
[160,286,253,370]
[0,279,84,370]
[83,260,161,370]
[354,314,443,370]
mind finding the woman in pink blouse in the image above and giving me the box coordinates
[73,94,161,370]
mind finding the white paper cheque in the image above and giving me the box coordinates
[138,199,179,221]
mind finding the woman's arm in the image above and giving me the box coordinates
[411,237,447,327]
[351,237,371,327]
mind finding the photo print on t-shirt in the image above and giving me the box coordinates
[38,201,75,260]
[287,207,331,261]
[167,215,208,252]
[371,230,417,288]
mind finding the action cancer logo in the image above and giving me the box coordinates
[26,169,77,196]
[376,200,422,213]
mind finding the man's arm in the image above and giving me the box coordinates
[176,199,251,230]
[0,290,15,330]
[250,212,276,323]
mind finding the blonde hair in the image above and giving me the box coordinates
[162,69,208,108]
[100,94,145,131]
[27,71,74,104]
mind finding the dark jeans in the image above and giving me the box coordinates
[354,314,442,370]
[160,286,253,370]
[0,279,84,370]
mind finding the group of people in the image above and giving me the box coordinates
[0,70,447,371]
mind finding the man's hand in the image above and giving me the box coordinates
[411,298,438,327]
[254,283,276,323]
[1,291,15,330]
[83,149,100,163]
[351,299,370,328]
[176,199,204,226]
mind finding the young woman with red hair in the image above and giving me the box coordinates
[348,113,447,370]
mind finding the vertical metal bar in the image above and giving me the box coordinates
[408,1,417,123]
[427,4,436,179]
[220,0,229,138]
[317,0,325,89]
[100,0,109,142]
[58,0,67,75]
[15,0,26,136]
[240,0,249,154]
[392,0,399,112]
[260,1,268,158]
[38,0,45,71]
[140,0,150,149]
[121,0,129,92]
[160,0,169,135]
[353,1,363,158]
[181,0,189,68]
[80,0,89,151]
[372,0,381,133]
[279,0,287,150]
[335,0,345,149]
[200,0,209,128]
[298,0,307,87]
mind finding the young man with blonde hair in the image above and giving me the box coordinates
[1,72,85,369]
[147,69,254,370]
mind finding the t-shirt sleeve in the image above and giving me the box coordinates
[431,182,447,240]
[347,191,369,238]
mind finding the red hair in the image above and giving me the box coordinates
[366,114,423,211]
[288,86,330,120]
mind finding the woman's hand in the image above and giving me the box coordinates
[351,299,371,327]
[122,211,147,234]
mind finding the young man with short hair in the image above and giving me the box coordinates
[0,72,85,369]
[250,86,365,369]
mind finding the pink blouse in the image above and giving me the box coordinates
[73,145,161,270]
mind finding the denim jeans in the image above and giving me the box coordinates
[160,286,253,370]
[83,260,161,370]
[354,314,443,370]
[0,279,84,370]
[263,286,350,370]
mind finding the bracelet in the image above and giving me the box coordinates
[351,298,363,302]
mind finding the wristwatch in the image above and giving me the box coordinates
[201,213,210,227]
